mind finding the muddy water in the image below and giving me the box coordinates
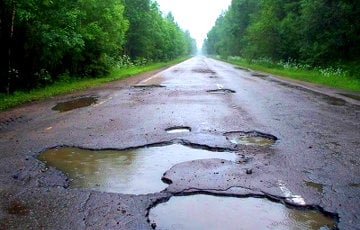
[38,144,236,194]
[225,131,277,146]
[52,97,97,112]
[149,195,336,230]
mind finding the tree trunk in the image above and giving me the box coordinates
[7,1,16,95]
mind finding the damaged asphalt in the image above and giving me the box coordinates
[0,57,359,229]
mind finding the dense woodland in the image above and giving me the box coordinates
[204,0,360,73]
[0,0,196,93]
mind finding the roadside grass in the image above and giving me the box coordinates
[0,57,188,111]
[218,56,360,92]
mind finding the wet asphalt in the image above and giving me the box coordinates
[0,56,359,229]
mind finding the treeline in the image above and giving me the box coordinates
[0,0,196,93]
[204,0,360,70]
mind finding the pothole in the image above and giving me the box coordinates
[192,68,216,74]
[165,127,191,134]
[207,89,236,94]
[305,181,324,193]
[251,73,268,78]
[235,66,250,72]
[52,96,97,112]
[148,195,337,230]
[133,84,165,89]
[37,144,236,194]
[322,96,346,106]
[339,93,360,101]
[224,131,277,146]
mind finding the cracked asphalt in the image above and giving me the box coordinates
[0,56,359,229]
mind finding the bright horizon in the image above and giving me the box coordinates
[155,0,232,49]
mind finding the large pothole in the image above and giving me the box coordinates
[224,131,277,146]
[52,96,98,112]
[37,144,237,194]
[148,195,337,229]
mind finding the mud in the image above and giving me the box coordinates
[149,195,336,230]
[52,96,97,112]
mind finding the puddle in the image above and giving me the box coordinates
[165,127,191,134]
[37,144,236,194]
[149,195,336,230]
[52,97,97,112]
[339,93,360,101]
[207,89,236,94]
[305,181,324,193]
[224,131,277,146]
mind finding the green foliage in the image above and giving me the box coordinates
[0,0,196,94]
[224,56,360,91]
[204,0,360,71]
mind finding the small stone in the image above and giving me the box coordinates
[246,169,253,175]
[151,223,157,229]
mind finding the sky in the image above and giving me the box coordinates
[155,0,232,48]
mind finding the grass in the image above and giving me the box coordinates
[0,57,188,111]
[218,56,360,92]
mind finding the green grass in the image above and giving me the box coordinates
[218,56,360,92]
[0,57,188,111]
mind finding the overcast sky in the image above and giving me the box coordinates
[155,0,232,48]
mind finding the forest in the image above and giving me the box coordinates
[0,0,196,94]
[203,0,360,76]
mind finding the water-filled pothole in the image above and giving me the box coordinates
[37,144,236,194]
[149,195,336,229]
[52,97,97,112]
[165,127,191,134]
[207,89,236,94]
[225,131,277,146]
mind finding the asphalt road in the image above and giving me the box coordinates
[0,56,359,229]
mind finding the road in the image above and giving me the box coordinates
[0,56,359,229]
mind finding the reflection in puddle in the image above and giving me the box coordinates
[278,180,306,205]
[38,144,236,194]
[166,127,191,134]
[225,131,277,146]
[52,97,97,112]
[305,181,324,193]
[149,195,336,230]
